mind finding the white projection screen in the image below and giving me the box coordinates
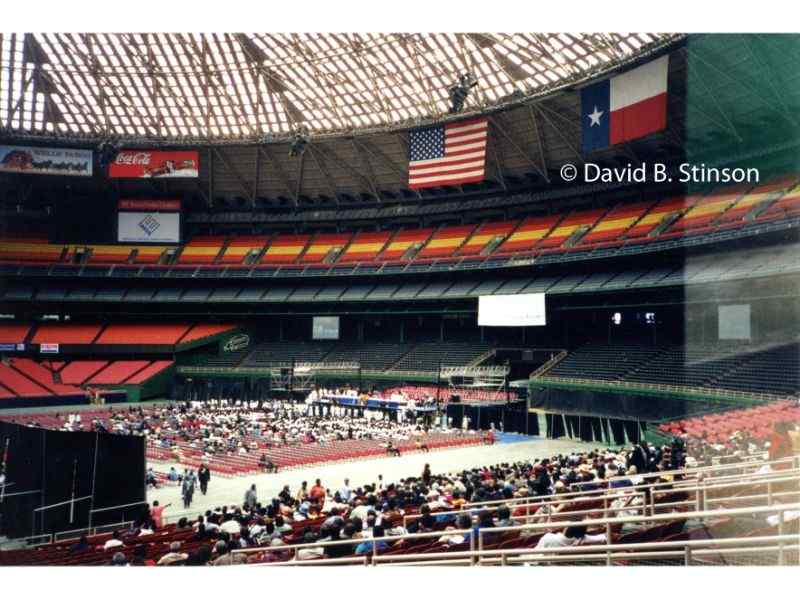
[718,304,751,340]
[118,212,181,243]
[313,316,340,340]
[478,293,546,327]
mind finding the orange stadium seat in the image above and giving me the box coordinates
[581,201,653,245]
[300,233,353,263]
[219,236,269,264]
[88,361,151,384]
[539,208,607,249]
[757,181,800,221]
[715,177,795,224]
[177,236,226,264]
[59,361,109,385]
[378,228,434,261]
[339,231,391,263]
[668,189,747,232]
[496,215,561,254]
[417,225,476,259]
[124,360,174,384]
[458,221,517,256]
[0,323,31,344]
[31,323,103,345]
[179,324,238,345]
[0,238,65,262]
[625,196,691,240]
[260,234,310,264]
[94,324,192,345]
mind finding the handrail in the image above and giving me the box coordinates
[532,374,795,404]
[530,350,568,378]
[231,502,800,565]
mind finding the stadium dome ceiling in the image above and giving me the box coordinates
[0,33,681,141]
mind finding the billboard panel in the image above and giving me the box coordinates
[0,145,92,177]
[118,212,181,243]
[478,293,546,327]
[109,150,198,178]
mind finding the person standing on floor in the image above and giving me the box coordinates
[244,483,258,510]
[198,464,211,496]
[182,470,196,509]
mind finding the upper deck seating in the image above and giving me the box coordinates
[417,225,476,259]
[31,323,103,345]
[260,234,310,264]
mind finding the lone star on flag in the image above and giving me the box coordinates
[588,105,604,127]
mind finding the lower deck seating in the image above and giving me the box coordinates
[545,342,800,397]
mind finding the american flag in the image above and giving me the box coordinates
[408,117,488,189]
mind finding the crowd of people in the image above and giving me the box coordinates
[85,434,719,565]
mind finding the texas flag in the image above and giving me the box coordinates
[581,55,669,154]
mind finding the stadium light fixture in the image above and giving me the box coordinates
[448,73,478,114]
[289,126,310,157]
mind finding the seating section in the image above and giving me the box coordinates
[545,342,800,397]
[379,229,433,261]
[388,342,492,372]
[178,236,226,264]
[88,361,151,385]
[59,361,110,385]
[547,344,665,381]
[0,362,54,397]
[179,324,238,345]
[717,178,795,224]
[322,343,414,372]
[624,196,688,239]
[496,214,561,253]
[6,358,83,395]
[659,399,800,443]
[0,323,31,344]
[31,323,103,345]
[539,208,607,249]
[124,360,174,384]
[581,201,652,245]
[339,231,391,263]
[417,225,476,259]
[300,233,352,263]
[1,175,799,271]
[95,324,192,345]
[219,236,267,264]
[0,237,64,262]
[260,234,310,264]
[458,221,516,256]
[668,191,744,234]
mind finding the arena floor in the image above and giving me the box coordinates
[146,434,598,521]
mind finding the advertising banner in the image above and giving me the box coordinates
[108,150,199,178]
[118,212,180,243]
[40,343,60,354]
[118,199,181,211]
[0,145,93,177]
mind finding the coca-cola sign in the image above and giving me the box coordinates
[108,150,199,179]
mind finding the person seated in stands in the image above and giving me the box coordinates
[70,535,90,553]
[355,524,389,555]
[535,523,607,551]
[130,544,155,566]
[110,552,128,566]
[438,513,473,546]
[103,530,124,551]
[495,505,516,528]
[157,541,188,565]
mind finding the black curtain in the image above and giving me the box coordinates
[0,422,146,539]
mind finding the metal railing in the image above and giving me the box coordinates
[231,502,800,567]
[531,375,793,404]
